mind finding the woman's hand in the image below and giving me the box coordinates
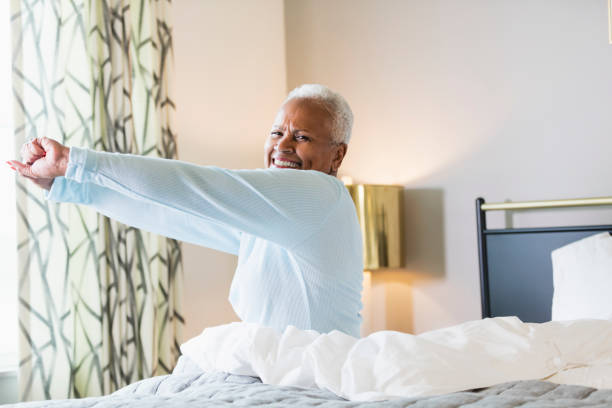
[6,137,70,191]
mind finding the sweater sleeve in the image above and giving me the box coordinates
[63,147,343,249]
[46,176,242,255]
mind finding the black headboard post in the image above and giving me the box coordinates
[475,197,490,318]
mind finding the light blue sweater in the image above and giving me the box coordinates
[47,147,363,337]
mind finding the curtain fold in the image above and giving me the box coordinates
[11,0,183,401]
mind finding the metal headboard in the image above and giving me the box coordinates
[476,196,612,322]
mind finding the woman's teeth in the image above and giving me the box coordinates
[275,159,300,168]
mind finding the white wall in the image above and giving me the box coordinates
[285,0,612,334]
[173,0,287,340]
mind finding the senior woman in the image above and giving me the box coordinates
[8,84,363,337]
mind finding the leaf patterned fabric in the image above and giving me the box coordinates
[11,0,183,401]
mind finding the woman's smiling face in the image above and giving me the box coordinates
[264,98,347,176]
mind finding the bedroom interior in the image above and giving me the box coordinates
[2,0,612,405]
[176,0,612,340]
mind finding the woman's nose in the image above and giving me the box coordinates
[275,134,295,152]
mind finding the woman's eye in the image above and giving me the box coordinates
[271,131,283,138]
[295,135,309,141]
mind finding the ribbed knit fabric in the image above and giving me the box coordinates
[46,147,363,337]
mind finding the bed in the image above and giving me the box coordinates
[8,196,612,407]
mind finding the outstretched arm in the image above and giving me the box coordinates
[9,137,343,249]
[48,177,241,254]
[9,137,241,253]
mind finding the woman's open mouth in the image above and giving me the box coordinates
[272,158,301,169]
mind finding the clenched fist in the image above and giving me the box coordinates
[6,137,70,191]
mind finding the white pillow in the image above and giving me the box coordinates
[551,232,612,321]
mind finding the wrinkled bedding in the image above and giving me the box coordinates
[181,317,612,401]
[8,371,612,407]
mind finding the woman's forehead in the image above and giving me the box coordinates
[272,99,333,132]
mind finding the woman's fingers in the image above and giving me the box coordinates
[38,137,61,153]
[24,152,44,165]
[6,160,34,178]
[6,160,54,190]
[30,139,45,155]
[11,138,68,179]
[20,140,41,157]
[20,139,46,165]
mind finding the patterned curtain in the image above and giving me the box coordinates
[11,0,183,401]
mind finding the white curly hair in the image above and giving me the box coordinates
[284,84,354,144]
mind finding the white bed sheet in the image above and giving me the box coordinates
[180,317,612,401]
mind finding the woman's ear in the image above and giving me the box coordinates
[331,143,348,174]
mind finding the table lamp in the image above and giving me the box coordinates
[345,184,404,270]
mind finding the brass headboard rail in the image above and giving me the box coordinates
[480,196,612,211]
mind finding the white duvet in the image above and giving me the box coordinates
[180,317,612,401]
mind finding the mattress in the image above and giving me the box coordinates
[7,371,612,407]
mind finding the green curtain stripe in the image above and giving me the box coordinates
[12,0,183,401]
